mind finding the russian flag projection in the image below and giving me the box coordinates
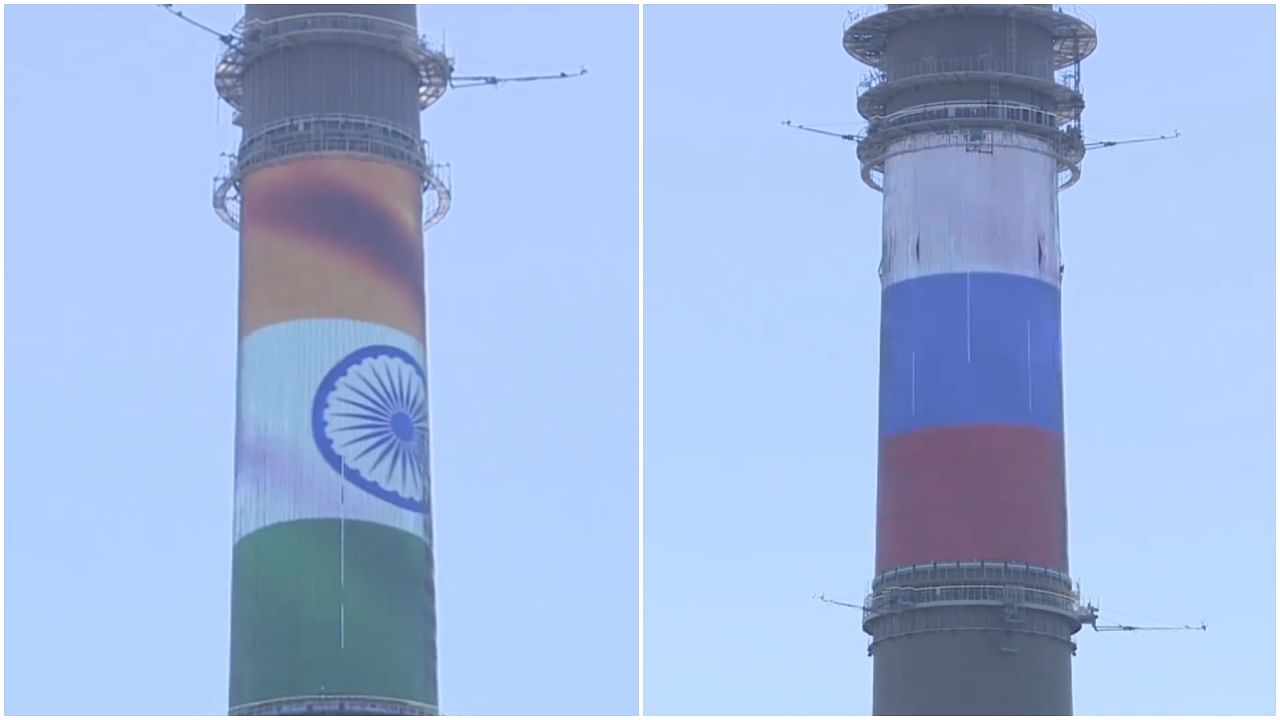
[876,272,1068,573]
[879,272,1064,436]
[877,424,1068,572]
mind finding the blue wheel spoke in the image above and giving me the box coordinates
[358,372,397,414]
[341,382,393,417]
[368,434,398,472]
[331,421,391,433]
[369,362,401,413]
[389,443,406,484]
[373,363,405,413]
[350,433,395,462]
[388,367,403,412]
[333,395,389,420]
[407,449,423,490]
[331,410,390,424]
[405,380,423,417]
[396,368,413,412]
[338,430,394,451]
[317,345,431,512]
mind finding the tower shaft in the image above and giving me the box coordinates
[214,5,451,715]
[844,5,1097,714]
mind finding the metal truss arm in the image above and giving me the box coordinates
[450,67,587,89]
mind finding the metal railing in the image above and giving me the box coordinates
[872,560,1076,591]
[863,583,1082,620]
[868,99,1069,133]
[859,561,1090,648]
[211,114,453,232]
[857,130,1085,192]
[239,12,420,46]
[231,694,436,716]
[1055,4,1098,33]
[843,5,883,33]
[858,54,1072,94]
[844,4,1096,33]
[862,613,1081,652]
[236,114,429,176]
[215,13,453,111]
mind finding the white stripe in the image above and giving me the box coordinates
[880,130,1061,288]
[234,318,429,543]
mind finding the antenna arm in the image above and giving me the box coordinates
[813,593,869,611]
[1092,621,1207,633]
[782,120,859,143]
[450,67,587,90]
[157,4,239,47]
[1084,131,1180,151]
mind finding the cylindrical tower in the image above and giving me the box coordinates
[844,5,1097,715]
[213,5,452,715]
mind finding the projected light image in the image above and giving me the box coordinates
[314,344,430,512]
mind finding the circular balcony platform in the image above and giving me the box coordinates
[844,4,1097,70]
[855,55,1085,123]
[215,13,452,112]
[212,114,452,232]
[860,561,1090,653]
[853,100,1086,191]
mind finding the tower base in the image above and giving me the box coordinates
[862,562,1087,716]
[872,620,1074,715]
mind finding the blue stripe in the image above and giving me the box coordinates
[879,272,1064,437]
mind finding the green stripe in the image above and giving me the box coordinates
[229,519,437,708]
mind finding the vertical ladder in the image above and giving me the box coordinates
[990,33,1001,102]
[1008,15,1018,73]
[1000,584,1025,653]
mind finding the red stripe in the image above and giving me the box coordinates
[877,425,1068,573]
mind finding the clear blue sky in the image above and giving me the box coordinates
[4,4,637,715]
[643,4,1275,716]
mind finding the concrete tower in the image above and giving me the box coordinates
[213,5,451,715]
[844,5,1097,715]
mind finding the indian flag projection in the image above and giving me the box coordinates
[229,156,438,714]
